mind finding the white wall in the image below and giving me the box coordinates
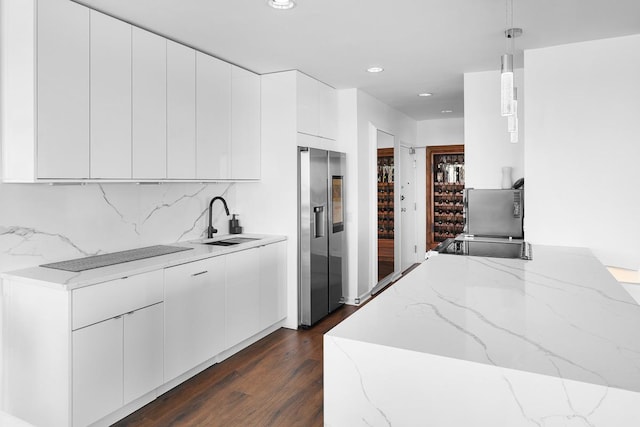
[354,90,417,300]
[464,69,525,188]
[524,35,640,270]
[377,130,394,148]
[417,117,464,147]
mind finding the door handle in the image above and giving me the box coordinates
[313,206,326,238]
[191,270,208,277]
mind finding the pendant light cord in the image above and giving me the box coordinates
[505,0,516,54]
[511,0,515,55]
[505,0,509,51]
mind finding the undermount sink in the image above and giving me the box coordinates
[201,237,261,246]
[204,241,238,246]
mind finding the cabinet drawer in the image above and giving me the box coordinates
[72,270,163,330]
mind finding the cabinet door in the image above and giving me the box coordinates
[37,0,90,179]
[90,11,132,179]
[73,316,123,427]
[296,72,319,137]
[167,41,196,179]
[196,52,231,180]
[132,27,167,179]
[226,248,260,347]
[164,256,226,381]
[124,303,163,404]
[259,242,287,328]
[230,66,261,180]
[318,82,337,140]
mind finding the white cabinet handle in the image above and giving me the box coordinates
[191,270,208,277]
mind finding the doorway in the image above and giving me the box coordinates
[376,130,395,282]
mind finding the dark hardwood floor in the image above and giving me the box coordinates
[114,263,420,427]
[377,260,394,281]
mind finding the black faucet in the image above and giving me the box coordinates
[207,196,230,238]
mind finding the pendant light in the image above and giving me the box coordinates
[500,0,521,117]
[509,87,519,143]
[500,53,514,116]
[501,0,522,142]
[508,88,518,133]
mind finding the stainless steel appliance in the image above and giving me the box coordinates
[435,238,532,260]
[298,147,346,327]
[465,189,524,238]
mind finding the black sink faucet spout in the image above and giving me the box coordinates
[208,196,230,238]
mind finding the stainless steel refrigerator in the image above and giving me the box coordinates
[298,147,346,327]
[464,189,524,238]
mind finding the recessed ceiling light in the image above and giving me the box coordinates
[267,0,296,10]
[418,92,433,97]
[367,67,384,73]
[441,109,453,114]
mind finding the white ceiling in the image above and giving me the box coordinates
[74,0,640,121]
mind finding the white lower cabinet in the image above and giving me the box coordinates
[124,303,164,404]
[2,239,287,427]
[225,247,261,348]
[164,256,226,382]
[72,302,163,426]
[259,241,287,328]
[73,316,123,427]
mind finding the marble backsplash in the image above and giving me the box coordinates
[0,181,237,274]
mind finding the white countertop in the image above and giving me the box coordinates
[327,245,640,394]
[0,234,286,290]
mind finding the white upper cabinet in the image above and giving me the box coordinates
[1,1,262,182]
[196,52,231,180]
[132,28,167,180]
[37,0,90,179]
[90,11,132,179]
[318,81,338,141]
[167,41,197,179]
[231,66,261,180]
[296,72,319,137]
[1,0,90,182]
[296,72,337,141]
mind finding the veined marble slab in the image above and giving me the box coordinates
[0,234,285,290]
[325,245,640,426]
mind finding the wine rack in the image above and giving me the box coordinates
[377,148,394,269]
[427,146,465,249]
[377,148,394,240]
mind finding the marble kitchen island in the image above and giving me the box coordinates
[324,245,640,426]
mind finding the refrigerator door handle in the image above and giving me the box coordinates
[313,205,326,238]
